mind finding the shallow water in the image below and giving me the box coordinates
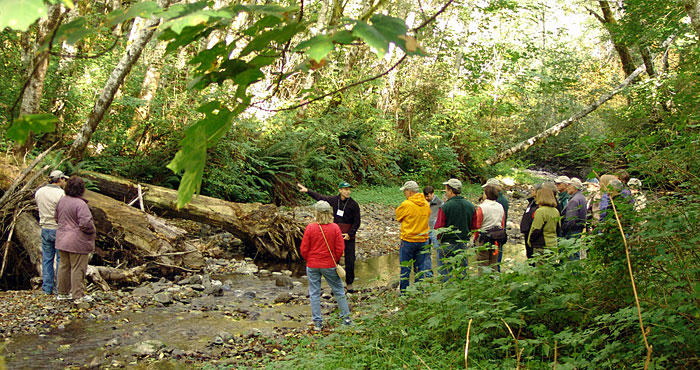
[2,242,527,369]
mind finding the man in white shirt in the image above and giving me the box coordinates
[34,170,68,295]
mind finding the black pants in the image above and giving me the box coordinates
[344,239,356,285]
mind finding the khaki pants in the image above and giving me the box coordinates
[476,239,498,268]
[57,251,90,299]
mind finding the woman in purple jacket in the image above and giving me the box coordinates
[55,176,95,303]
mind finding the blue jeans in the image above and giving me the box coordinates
[399,240,431,291]
[306,267,350,325]
[437,242,468,281]
[497,243,504,272]
[41,229,59,294]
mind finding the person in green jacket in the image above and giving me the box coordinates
[528,187,561,260]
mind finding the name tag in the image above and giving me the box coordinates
[336,209,345,217]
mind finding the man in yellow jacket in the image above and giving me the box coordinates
[395,180,432,292]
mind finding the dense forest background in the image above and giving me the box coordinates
[2,0,700,368]
[3,0,698,204]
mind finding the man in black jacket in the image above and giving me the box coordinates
[297,181,361,292]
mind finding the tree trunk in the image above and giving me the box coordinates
[484,35,675,166]
[83,189,205,270]
[14,213,44,276]
[15,4,63,154]
[77,171,304,260]
[684,0,700,40]
[128,40,167,152]
[67,3,169,161]
[597,1,636,77]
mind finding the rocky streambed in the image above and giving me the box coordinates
[0,177,544,369]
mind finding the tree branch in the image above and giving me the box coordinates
[254,0,454,112]
[50,35,120,59]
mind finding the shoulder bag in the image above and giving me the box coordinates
[318,224,346,279]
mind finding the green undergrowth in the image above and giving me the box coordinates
[350,183,485,208]
[273,195,700,369]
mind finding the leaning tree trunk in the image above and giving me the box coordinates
[67,1,169,161]
[485,35,676,166]
[78,171,304,260]
[15,4,63,154]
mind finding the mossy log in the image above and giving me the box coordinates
[79,170,304,261]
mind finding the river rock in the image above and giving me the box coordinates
[134,340,164,356]
[274,292,293,304]
[204,285,224,296]
[275,276,294,289]
[242,291,256,299]
[132,286,153,297]
[154,292,173,304]
[190,284,205,291]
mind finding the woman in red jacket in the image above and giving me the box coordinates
[300,200,352,331]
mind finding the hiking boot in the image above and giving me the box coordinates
[312,322,323,332]
[342,318,353,326]
[56,293,72,301]
[346,284,355,293]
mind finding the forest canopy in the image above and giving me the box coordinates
[1,0,699,204]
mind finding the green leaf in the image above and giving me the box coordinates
[330,30,355,44]
[105,1,161,27]
[6,114,57,145]
[0,0,47,31]
[295,34,334,61]
[352,21,388,56]
[54,17,91,45]
[243,15,283,36]
[159,1,207,21]
[233,68,264,85]
[161,9,233,34]
[238,4,299,19]
[352,15,423,57]
[167,102,233,208]
[58,0,74,9]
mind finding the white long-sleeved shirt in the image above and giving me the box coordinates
[34,184,64,229]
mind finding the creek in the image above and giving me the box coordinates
[3,240,531,369]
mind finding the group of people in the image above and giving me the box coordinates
[35,171,95,304]
[521,171,642,261]
[294,171,644,329]
[395,178,511,290]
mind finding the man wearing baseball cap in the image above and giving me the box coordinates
[395,180,432,292]
[562,178,588,260]
[433,178,475,279]
[297,181,361,291]
[554,175,571,213]
[34,170,69,296]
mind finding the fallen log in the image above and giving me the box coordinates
[84,189,206,270]
[78,171,304,260]
[0,158,206,282]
